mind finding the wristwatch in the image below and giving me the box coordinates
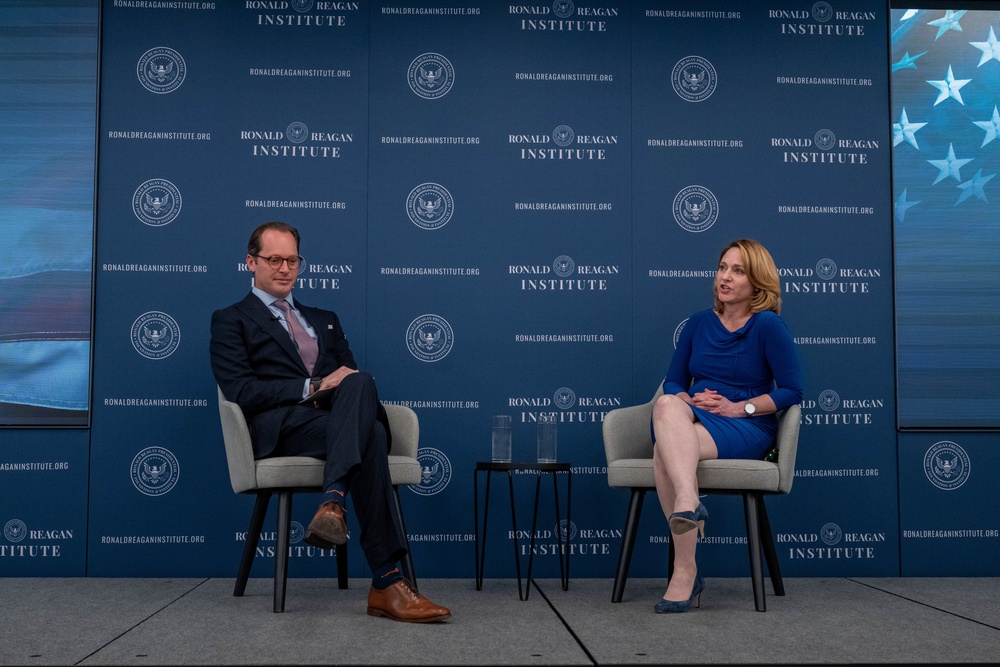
[310,377,322,395]
[743,400,756,416]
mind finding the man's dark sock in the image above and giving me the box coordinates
[372,561,404,590]
[320,482,346,509]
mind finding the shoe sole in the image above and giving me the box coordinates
[366,607,450,623]
[303,515,347,548]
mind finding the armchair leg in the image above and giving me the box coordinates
[235,492,271,597]
[758,498,784,596]
[742,491,767,612]
[274,491,293,613]
[335,542,349,590]
[612,488,646,603]
[393,485,418,593]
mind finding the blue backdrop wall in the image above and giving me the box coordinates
[3,1,997,580]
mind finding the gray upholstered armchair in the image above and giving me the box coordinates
[217,387,421,612]
[603,385,802,611]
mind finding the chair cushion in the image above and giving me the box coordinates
[607,459,655,488]
[608,458,780,492]
[388,454,421,486]
[697,459,780,492]
[254,456,324,489]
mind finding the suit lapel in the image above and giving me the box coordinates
[235,292,304,370]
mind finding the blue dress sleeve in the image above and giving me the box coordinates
[662,314,696,395]
[762,314,804,410]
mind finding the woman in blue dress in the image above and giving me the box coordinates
[651,239,803,613]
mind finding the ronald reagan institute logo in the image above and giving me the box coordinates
[137,47,186,94]
[130,311,181,360]
[130,446,180,496]
[132,179,182,227]
[406,314,454,362]
[406,183,454,230]
[408,53,455,99]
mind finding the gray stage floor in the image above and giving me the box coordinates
[1,577,998,665]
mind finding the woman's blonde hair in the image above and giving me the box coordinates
[713,239,781,315]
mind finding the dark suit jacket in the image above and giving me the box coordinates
[210,292,389,458]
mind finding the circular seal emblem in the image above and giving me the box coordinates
[671,56,717,103]
[553,387,577,410]
[816,258,838,281]
[818,389,840,412]
[672,185,719,232]
[408,53,455,100]
[3,519,26,543]
[555,519,578,542]
[552,255,575,277]
[131,311,181,360]
[923,441,971,490]
[552,0,575,19]
[286,122,309,144]
[406,183,454,230]
[552,125,575,147]
[812,1,833,22]
[673,318,689,349]
[130,446,180,496]
[406,314,454,362]
[820,522,842,546]
[290,521,305,544]
[814,129,836,151]
[137,47,186,94]
[132,179,182,227]
[410,447,453,496]
[291,0,314,11]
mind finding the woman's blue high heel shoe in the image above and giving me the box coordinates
[654,572,705,614]
[668,502,709,537]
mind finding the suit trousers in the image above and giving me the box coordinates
[272,372,407,570]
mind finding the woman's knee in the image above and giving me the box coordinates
[652,394,688,424]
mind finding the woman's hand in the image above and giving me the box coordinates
[690,389,741,417]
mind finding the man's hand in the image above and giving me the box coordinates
[317,366,359,392]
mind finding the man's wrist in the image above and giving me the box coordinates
[310,377,323,394]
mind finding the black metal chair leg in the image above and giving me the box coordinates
[758,498,784,596]
[274,491,293,613]
[235,492,271,597]
[393,485,418,593]
[743,491,766,612]
[334,541,349,590]
[612,488,646,603]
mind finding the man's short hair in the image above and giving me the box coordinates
[248,221,300,256]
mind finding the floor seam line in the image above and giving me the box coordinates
[847,578,1000,632]
[73,578,212,665]
[533,579,598,666]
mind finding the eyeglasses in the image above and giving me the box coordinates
[254,254,303,270]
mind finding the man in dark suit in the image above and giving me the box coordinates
[210,221,450,623]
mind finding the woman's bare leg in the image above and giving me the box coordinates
[651,394,718,601]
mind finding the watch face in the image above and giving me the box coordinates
[745,401,755,415]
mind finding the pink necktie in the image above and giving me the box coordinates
[272,299,318,375]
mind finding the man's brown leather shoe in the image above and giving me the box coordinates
[303,501,347,549]
[367,579,451,623]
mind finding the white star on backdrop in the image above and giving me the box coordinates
[894,188,921,223]
[893,108,927,149]
[972,106,1000,147]
[927,65,971,105]
[928,9,967,40]
[927,143,973,184]
[970,26,1000,66]
[892,51,926,72]
[955,168,995,204]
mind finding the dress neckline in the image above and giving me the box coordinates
[714,310,756,334]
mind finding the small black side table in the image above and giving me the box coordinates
[473,461,571,600]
